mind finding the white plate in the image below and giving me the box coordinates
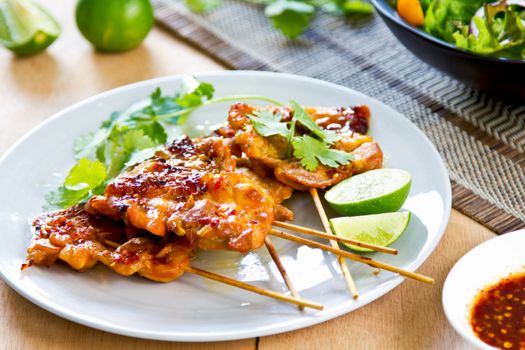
[0,71,451,341]
[443,229,525,350]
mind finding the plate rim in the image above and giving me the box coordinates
[0,70,452,341]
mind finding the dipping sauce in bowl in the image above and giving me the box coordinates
[470,272,525,349]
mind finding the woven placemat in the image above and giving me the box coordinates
[152,0,525,234]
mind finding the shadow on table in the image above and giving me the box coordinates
[8,53,58,96]
[87,44,155,88]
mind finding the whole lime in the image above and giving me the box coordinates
[75,0,154,52]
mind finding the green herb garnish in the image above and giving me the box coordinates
[185,0,373,39]
[46,158,107,209]
[185,0,223,12]
[46,76,283,210]
[250,100,352,172]
[249,110,290,137]
[265,0,315,39]
[289,100,339,144]
[292,135,354,171]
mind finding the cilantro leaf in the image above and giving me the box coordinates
[46,159,107,209]
[340,1,373,14]
[106,129,156,178]
[130,89,184,125]
[290,100,339,144]
[323,0,374,15]
[265,0,315,39]
[48,78,217,209]
[185,0,222,12]
[74,112,120,160]
[64,158,107,191]
[292,135,354,171]
[249,110,290,137]
[133,120,168,144]
[124,146,163,168]
[176,76,215,108]
[287,118,296,158]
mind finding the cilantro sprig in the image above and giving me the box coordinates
[292,135,353,171]
[46,76,283,210]
[184,0,373,39]
[248,110,289,137]
[249,99,353,171]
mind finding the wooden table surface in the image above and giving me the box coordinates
[0,2,497,349]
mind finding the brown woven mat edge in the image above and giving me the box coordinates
[451,182,524,234]
[153,0,525,235]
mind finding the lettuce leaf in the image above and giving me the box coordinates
[424,0,486,42]
[452,1,525,59]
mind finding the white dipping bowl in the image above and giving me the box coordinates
[442,229,525,350]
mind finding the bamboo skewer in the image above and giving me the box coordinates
[309,188,359,299]
[264,236,303,310]
[269,228,434,285]
[185,266,323,310]
[102,239,120,248]
[273,221,398,255]
[102,239,322,310]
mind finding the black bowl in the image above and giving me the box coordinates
[371,0,525,101]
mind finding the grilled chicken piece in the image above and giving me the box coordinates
[236,159,294,222]
[85,137,278,253]
[24,206,192,282]
[224,103,383,190]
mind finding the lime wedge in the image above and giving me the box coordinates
[0,0,60,56]
[325,168,412,216]
[330,212,411,252]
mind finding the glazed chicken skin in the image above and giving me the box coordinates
[86,137,278,253]
[24,206,192,282]
[222,103,383,190]
[235,160,294,222]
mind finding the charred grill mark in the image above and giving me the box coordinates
[168,136,196,157]
[315,105,370,134]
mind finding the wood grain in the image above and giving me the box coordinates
[0,1,497,349]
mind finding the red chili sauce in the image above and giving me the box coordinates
[470,273,525,349]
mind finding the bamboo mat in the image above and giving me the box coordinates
[152,0,525,234]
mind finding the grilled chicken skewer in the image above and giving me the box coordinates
[24,206,322,310]
[219,103,383,191]
[220,103,385,297]
[85,136,281,253]
[25,101,431,311]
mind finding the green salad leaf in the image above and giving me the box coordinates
[452,1,525,59]
[424,0,486,42]
[421,0,525,59]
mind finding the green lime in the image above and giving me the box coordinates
[75,0,153,53]
[325,168,412,216]
[0,0,60,56]
[330,211,411,252]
